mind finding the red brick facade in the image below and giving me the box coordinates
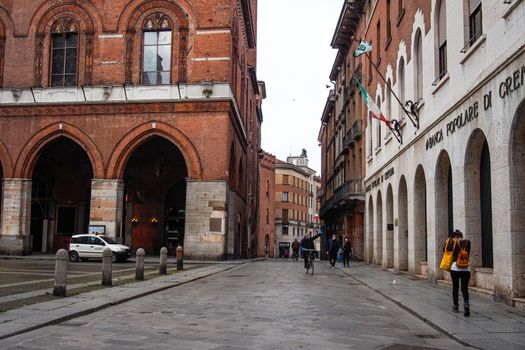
[0,0,262,259]
[256,151,275,258]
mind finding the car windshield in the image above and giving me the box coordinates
[100,236,117,244]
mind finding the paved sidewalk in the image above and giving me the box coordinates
[337,263,525,350]
[0,263,241,341]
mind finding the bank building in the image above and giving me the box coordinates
[324,0,525,305]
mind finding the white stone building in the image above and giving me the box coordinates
[364,0,525,304]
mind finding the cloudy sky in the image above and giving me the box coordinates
[257,0,343,174]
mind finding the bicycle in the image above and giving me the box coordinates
[303,249,316,275]
[292,250,299,261]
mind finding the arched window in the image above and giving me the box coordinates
[50,17,79,87]
[414,29,423,101]
[376,96,382,148]
[142,13,172,85]
[437,0,447,79]
[398,57,405,122]
[368,112,373,156]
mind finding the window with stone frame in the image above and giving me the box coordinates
[468,0,482,46]
[142,13,172,85]
[50,17,79,87]
[437,0,447,80]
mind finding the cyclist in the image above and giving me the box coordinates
[300,232,322,270]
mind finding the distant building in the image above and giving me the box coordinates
[275,152,321,258]
[256,151,276,258]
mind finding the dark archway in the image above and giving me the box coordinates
[398,177,408,271]
[435,150,453,277]
[385,185,394,268]
[31,137,93,252]
[414,165,428,275]
[123,136,187,254]
[375,191,383,266]
[367,196,374,263]
[510,99,525,297]
[465,129,493,269]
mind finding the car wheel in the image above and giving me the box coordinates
[69,251,79,262]
[111,252,118,263]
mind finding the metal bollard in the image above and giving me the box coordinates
[176,245,183,271]
[53,249,69,297]
[159,247,168,275]
[135,248,145,280]
[102,248,113,286]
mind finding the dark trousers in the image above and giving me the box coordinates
[343,252,350,266]
[450,270,471,307]
[329,254,337,267]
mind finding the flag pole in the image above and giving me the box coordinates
[363,52,419,129]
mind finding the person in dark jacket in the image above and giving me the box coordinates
[300,232,321,269]
[444,229,472,317]
[327,234,340,269]
[342,237,352,267]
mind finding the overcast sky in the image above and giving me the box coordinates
[257,0,343,174]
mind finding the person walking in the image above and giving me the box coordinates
[444,229,472,317]
[327,234,340,269]
[342,237,352,267]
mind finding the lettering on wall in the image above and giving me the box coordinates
[425,64,525,151]
[366,167,394,192]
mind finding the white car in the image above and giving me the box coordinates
[68,234,131,263]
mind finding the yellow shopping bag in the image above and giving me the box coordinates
[439,239,456,271]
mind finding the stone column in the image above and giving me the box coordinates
[185,180,228,259]
[89,179,124,240]
[0,179,32,255]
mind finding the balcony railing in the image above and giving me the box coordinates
[319,177,365,217]
[343,120,362,150]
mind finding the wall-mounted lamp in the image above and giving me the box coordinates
[151,217,159,225]
[131,217,139,226]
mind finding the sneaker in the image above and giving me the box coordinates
[452,305,459,313]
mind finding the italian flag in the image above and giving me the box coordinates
[354,77,391,126]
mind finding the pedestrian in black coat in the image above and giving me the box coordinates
[342,238,352,267]
[327,235,340,269]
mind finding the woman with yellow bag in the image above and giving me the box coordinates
[441,229,472,317]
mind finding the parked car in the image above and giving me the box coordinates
[68,234,131,263]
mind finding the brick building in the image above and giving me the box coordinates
[0,0,263,260]
[256,150,275,258]
[275,152,320,258]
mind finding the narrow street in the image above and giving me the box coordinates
[0,260,465,350]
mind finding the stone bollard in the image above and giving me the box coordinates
[135,248,145,280]
[159,247,168,275]
[102,248,113,286]
[53,249,69,297]
[176,245,183,271]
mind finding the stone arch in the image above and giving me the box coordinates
[107,121,203,180]
[0,140,13,178]
[397,176,408,271]
[0,6,14,88]
[375,190,383,266]
[434,149,453,278]
[465,128,493,269]
[509,98,525,297]
[413,164,428,275]
[15,122,105,179]
[31,2,99,87]
[385,184,394,268]
[367,195,374,263]
[121,0,192,84]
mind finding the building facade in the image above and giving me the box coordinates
[0,0,263,260]
[256,150,275,258]
[340,0,525,303]
[318,1,368,261]
[275,151,320,258]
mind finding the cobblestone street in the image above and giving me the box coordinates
[0,260,467,350]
